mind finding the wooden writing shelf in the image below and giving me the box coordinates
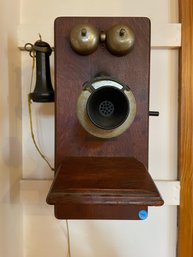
[47,157,163,219]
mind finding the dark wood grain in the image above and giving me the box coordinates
[54,204,148,220]
[54,17,150,169]
[47,17,163,220]
[47,157,163,219]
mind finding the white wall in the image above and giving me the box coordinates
[20,0,178,23]
[0,0,22,256]
[0,0,179,256]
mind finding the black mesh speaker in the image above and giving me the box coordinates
[86,86,129,130]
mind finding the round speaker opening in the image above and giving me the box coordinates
[86,86,129,130]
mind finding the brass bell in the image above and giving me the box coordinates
[106,24,135,56]
[70,24,99,55]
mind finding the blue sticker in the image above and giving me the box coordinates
[138,210,148,220]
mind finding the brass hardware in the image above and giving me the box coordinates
[106,24,135,56]
[70,23,135,56]
[100,31,106,42]
[70,24,99,55]
[77,75,136,138]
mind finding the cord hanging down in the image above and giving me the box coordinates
[26,38,71,257]
[27,49,55,171]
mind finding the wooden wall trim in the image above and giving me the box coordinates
[17,23,181,49]
[178,0,193,256]
[20,180,180,205]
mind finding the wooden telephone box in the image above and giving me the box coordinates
[46,17,163,219]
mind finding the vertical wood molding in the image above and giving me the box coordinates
[178,0,193,256]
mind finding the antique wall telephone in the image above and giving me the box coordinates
[25,36,55,171]
[27,17,163,220]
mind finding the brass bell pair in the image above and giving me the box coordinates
[70,24,135,56]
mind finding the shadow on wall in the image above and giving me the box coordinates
[70,221,120,257]
[37,103,55,116]
[0,30,23,257]
[7,35,22,200]
[86,221,120,257]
